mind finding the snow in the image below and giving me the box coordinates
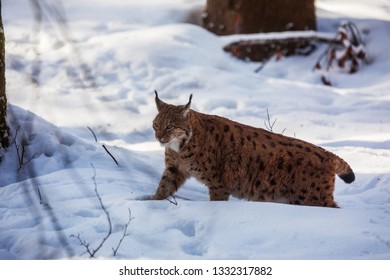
[1,0,390,259]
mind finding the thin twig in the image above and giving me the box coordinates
[89,163,112,257]
[264,108,277,132]
[87,126,119,166]
[166,195,178,206]
[35,186,49,207]
[112,209,134,257]
[102,144,119,166]
[254,57,270,73]
[70,234,93,257]
[87,126,98,143]
[13,125,22,166]
[19,151,38,171]
[13,125,38,171]
[312,44,333,72]
[264,108,287,135]
[70,163,113,258]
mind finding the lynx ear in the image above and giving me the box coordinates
[182,94,193,117]
[154,90,167,111]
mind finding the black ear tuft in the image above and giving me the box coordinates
[154,90,167,111]
[182,94,193,117]
[185,94,193,109]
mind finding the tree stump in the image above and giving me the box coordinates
[203,0,316,35]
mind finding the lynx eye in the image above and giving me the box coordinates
[166,124,174,131]
[153,121,159,130]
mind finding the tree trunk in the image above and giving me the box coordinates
[0,0,9,149]
[203,0,316,35]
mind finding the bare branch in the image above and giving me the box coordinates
[313,21,366,85]
[87,126,98,143]
[112,209,134,257]
[86,127,119,166]
[254,58,270,73]
[102,144,119,166]
[12,125,38,171]
[264,108,277,132]
[166,195,178,206]
[35,185,49,208]
[264,108,287,135]
[70,163,113,258]
[70,234,93,257]
[89,163,112,257]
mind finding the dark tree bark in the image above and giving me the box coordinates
[203,0,316,35]
[0,0,9,149]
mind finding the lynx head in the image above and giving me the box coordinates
[153,90,193,152]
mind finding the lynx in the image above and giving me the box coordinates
[152,91,355,207]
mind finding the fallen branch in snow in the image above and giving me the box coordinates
[254,58,270,73]
[223,22,367,85]
[112,208,134,257]
[87,126,119,166]
[102,144,119,166]
[223,32,336,62]
[87,126,98,142]
[70,163,112,258]
[35,185,50,208]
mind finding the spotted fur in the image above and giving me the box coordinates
[152,91,355,207]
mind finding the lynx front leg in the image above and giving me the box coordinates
[153,165,188,200]
[208,183,230,201]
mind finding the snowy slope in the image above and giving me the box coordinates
[1,0,390,259]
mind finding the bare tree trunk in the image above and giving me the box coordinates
[203,0,316,35]
[0,0,9,149]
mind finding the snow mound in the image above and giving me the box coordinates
[1,105,93,186]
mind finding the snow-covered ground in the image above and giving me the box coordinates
[1,0,389,259]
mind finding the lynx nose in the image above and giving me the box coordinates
[155,132,167,144]
[155,131,163,140]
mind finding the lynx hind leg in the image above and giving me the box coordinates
[307,187,339,208]
[325,199,339,208]
[320,174,339,208]
[298,174,339,208]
